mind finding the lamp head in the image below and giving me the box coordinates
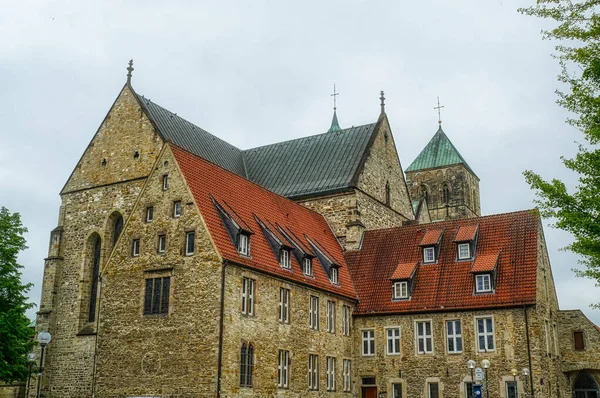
[37,331,52,346]
[27,352,37,362]
[481,359,490,369]
[467,359,476,369]
[511,368,518,377]
[522,368,530,376]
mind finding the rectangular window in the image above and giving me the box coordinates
[458,243,471,259]
[241,277,255,316]
[279,249,291,269]
[386,327,401,355]
[545,320,551,354]
[362,329,375,356]
[173,201,181,218]
[423,247,435,263]
[393,281,408,299]
[132,239,140,257]
[238,233,249,256]
[506,381,517,398]
[476,317,495,351]
[475,274,492,293]
[143,277,170,315]
[342,305,351,336]
[446,319,463,353]
[279,288,290,324]
[343,360,351,392]
[326,301,336,333]
[308,354,319,390]
[428,382,439,398]
[278,350,289,388]
[330,267,338,284]
[416,320,433,354]
[158,235,166,254]
[326,357,336,391]
[162,175,169,190]
[309,296,319,330]
[185,231,195,255]
[465,382,473,398]
[303,257,313,276]
[392,383,403,398]
[146,206,154,222]
[574,331,585,350]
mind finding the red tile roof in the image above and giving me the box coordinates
[390,262,419,280]
[454,224,479,242]
[172,144,357,300]
[345,210,540,315]
[420,229,443,246]
[471,252,500,273]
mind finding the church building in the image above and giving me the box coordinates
[33,64,600,398]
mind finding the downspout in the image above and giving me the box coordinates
[217,260,228,398]
[91,275,103,398]
[524,305,535,398]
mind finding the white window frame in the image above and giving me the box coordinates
[303,257,313,276]
[393,281,408,299]
[309,296,319,330]
[362,329,375,356]
[475,316,495,352]
[278,350,289,388]
[446,319,463,353]
[386,327,401,355]
[342,305,351,336]
[415,320,434,354]
[475,274,492,293]
[146,206,154,222]
[326,301,336,333]
[185,231,195,255]
[279,288,290,324]
[342,359,351,392]
[132,239,140,257]
[326,356,336,391]
[237,233,249,256]
[330,267,338,284]
[423,247,435,263]
[457,243,471,260]
[241,277,255,316]
[279,249,291,269]
[173,201,181,218]
[308,354,319,390]
[158,235,166,254]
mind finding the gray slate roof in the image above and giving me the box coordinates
[136,92,378,199]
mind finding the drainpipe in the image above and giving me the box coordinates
[217,260,228,398]
[91,275,103,398]
[524,305,535,398]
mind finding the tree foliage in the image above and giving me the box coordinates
[518,1,600,295]
[0,207,35,382]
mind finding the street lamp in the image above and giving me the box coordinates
[36,331,51,398]
[467,360,476,398]
[511,368,519,398]
[481,359,490,398]
[26,352,36,397]
[522,368,530,398]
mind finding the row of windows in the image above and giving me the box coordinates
[239,346,351,392]
[131,231,196,257]
[391,273,492,301]
[145,200,182,223]
[361,317,495,356]
[388,380,518,398]
[422,242,473,264]
[242,278,351,334]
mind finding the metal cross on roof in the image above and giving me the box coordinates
[331,84,339,111]
[434,96,444,125]
[126,59,134,84]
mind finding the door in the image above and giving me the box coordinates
[362,386,377,398]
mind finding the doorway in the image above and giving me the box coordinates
[573,372,599,398]
[362,386,377,398]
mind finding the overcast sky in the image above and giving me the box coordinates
[2,0,599,325]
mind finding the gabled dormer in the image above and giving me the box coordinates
[419,228,444,264]
[306,236,342,285]
[471,251,501,294]
[453,224,479,261]
[255,217,295,271]
[278,225,316,277]
[212,197,254,257]
[390,261,418,300]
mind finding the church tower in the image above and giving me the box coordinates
[405,124,480,221]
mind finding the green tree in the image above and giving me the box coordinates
[0,207,35,382]
[518,1,600,296]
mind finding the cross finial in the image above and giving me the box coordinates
[126,59,134,84]
[380,90,386,114]
[434,96,444,125]
[331,84,339,111]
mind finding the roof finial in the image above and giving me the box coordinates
[434,96,444,126]
[380,90,386,114]
[126,59,134,84]
[331,84,339,111]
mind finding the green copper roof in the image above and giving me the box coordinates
[405,125,475,175]
[327,110,341,133]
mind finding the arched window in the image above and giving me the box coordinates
[88,236,101,323]
[113,215,123,245]
[442,184,450,204]
[420,185,429,205]
[573,372,599,397]
[240,343,254,387]
[385,181,391,205]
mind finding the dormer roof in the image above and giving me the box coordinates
[420,229,444,246]
[471,251,501,273]
[390,261,419,280]
[454,224,479,242]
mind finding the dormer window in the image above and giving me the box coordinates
[303,257,313,276]
[393,281,408,299]
[458,243,471,260]
[419,229,443,264]
[423,247,436,263]
[238,233,250,256]
[475,274,492,293]
[330,266,339,284]
[279,248,291,269]
[454,224,479,260]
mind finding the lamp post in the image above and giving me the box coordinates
[26,352,36,397]
[511,368,519,398]
[522,368,530,398]
[467,359,476,398]
[481,359,490,398]
[35,331,51,398]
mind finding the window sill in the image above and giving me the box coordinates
[386,352,401,356]
[76,324,96,336]
[361,354,376,357]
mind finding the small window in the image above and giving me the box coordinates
[238,233,250,256]
[185,231,195,255]
[385,181,391,205]
[146,206,154,222]
[458,243,471,260]
[309,296,319,330]
[279,288,290,324]
[446,320,463,353]
[278,350,290,388]
[465,382,473,398]
[162,175,169,190]
[423,247,435,263]
[476,316,495,351]
[132,239,140,257]
[241,277,255,316]
[393,281,408,299]
[343,360,352,392]
[342,305,351,336]
[506,381,517,398]
[240,343,254,387]
[386,327,401,355]
[428,382,440,398]
[279,249,291,269]
[475,274,492,293]
[308,354,319,390]
[574,331,585,350]
[143,277,170,315]
[362,329,375,356]
[326,301,336,333]
[330,267,339,284]
[303,257,313,276]
[416,321,433,354]
[173,201,182,218]
[326,357,336,391]
[158,235,166,254]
